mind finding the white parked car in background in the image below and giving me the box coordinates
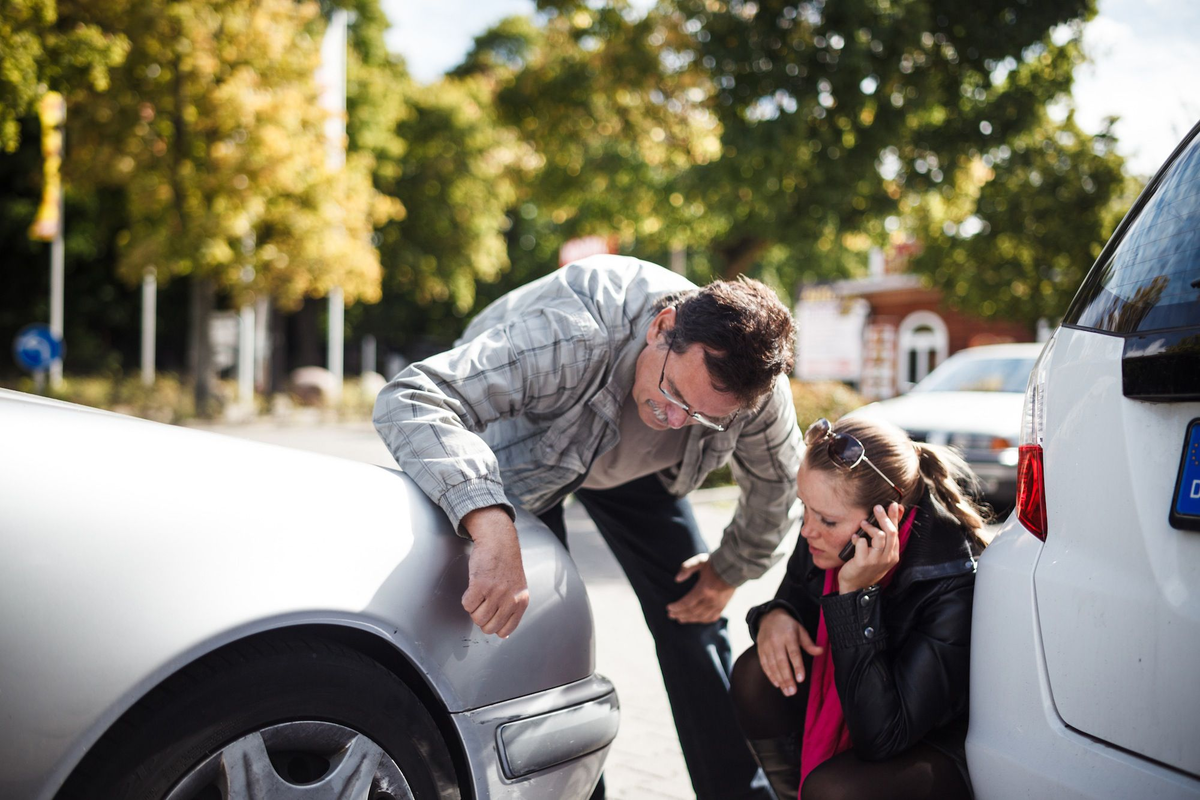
[847,342,1042,510]
[966,120,1200,798]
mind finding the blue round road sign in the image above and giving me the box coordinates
[13,324,62,372]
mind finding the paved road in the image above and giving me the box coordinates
[196,418,798,799]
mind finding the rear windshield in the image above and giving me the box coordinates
[1065,129,1200,334]
[910,355,1037,394]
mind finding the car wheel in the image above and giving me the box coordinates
[59,636,461,800]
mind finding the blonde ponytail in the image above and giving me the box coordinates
[913,441,989,548]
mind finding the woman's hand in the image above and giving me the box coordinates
[756,608,824,697]
[838,501,903,595]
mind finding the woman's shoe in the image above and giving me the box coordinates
[749,735,801,800]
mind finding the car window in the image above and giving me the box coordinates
[909,356,1036,394]
[1066,130,1200,334]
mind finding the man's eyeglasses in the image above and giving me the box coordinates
[658,346,739,432]
[804,418,904,501]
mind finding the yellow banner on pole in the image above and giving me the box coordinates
[29,92,66,242]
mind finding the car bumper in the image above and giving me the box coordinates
[451,673,618,799]
[966,519,1200,799]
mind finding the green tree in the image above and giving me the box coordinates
[486,0,1100,298]
[456,8,723,288]
[354,74,527,347]
[0,117,149,379]
[0,0,128,152]
[667,0,1096,283]
[907,112,1132,327]
[69,0,396,411]
[0,0,135,379]
[331,0,530,353]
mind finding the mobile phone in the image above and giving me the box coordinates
[838,528,865,561]
[838,515,878,561]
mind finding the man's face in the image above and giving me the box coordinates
[631,308,743,431]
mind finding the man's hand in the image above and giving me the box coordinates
[756,608,824,697]
[666,553,735,624]
[460,506,530,638]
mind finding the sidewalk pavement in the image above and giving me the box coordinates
[198,419,797,799]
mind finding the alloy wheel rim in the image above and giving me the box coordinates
[163,720,414,800]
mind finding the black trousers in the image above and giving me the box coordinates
[731,646,974,800]
[540,474,773,800]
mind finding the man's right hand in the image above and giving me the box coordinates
[460,506,530,638]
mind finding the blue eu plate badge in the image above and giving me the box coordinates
[1171,419,1200,532]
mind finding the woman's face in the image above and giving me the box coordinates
[796,463,870,571]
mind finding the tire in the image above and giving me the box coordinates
[59,636,461,800]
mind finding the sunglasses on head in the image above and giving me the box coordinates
[804,418,904,501]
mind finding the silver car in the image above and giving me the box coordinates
[0,389,618,800]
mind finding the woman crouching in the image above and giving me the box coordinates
[733,416,988,800]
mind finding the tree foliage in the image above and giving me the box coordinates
[439,0,1130,330]
[70,0,395,309]
[453,6,726,293]
[0,0,129,152]
[1,0,405,399]
[383,81,521,309]
[334,0,530,348]
[537,0,1095,282]
[0,0,1147,383]
[461,10,720,248]
[908,112,1132,326]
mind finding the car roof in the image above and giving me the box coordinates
[946,342,1044,360]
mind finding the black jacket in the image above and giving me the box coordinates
[747,486,981,781]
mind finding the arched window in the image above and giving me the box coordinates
[897,311,948,391]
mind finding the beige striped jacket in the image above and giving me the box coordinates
[373,255,801,586]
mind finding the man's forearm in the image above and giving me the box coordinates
[373,361,512,533]
[462,505,518,542]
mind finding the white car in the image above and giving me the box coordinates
[847,343,1042,509]
[966,121,1200,798]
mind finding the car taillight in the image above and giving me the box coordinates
[1017,335,1055,540]
[1016,445,1048,539]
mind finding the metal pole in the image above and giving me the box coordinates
[328,287,344,404]
[361,334,376,375]
[320,9,348,171]
[49,204,64,389]
[141,270,157,386]
[320,9,348,405]
[239,303,255,406]
[669,245,686,275]
[30,92,66,389]
[254,296,269,392]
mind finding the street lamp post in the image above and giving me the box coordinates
[141,269,156,386]
[319,8,349,406]
[28,92,67,390]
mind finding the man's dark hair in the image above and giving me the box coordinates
[655,277,795,406]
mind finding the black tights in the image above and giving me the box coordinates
[731,646,973,800]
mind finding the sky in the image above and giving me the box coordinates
[380,0,1200,177]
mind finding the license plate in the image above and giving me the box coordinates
[1171,418,1200,532]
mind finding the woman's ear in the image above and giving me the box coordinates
[647,306,676,346]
